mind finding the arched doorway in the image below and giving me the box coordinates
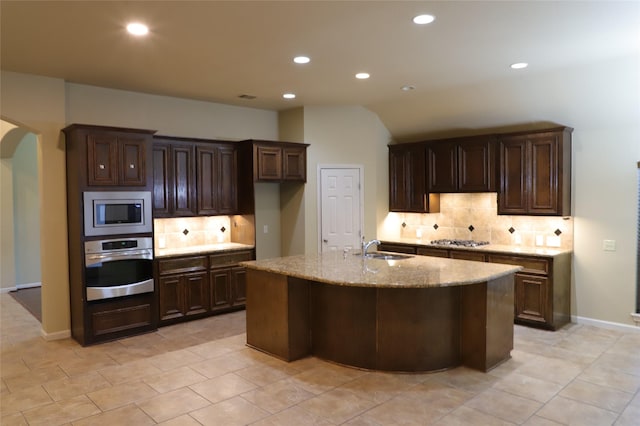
[1,119,42,321]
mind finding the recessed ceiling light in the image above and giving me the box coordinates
[355,73,370,80]
[293,56,310,64]
[413,14,435,25]
[126,22,149,36]
[283,93,296,99]
[510,62,528,69]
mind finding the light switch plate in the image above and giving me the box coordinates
[263,225,269,234]
[603,239,616,251]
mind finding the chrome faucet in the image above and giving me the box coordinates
[362,238,381,257]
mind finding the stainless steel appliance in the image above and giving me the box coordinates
[84,237,154,301]
[83,191,152,237]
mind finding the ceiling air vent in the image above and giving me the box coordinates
[238,94,256,100]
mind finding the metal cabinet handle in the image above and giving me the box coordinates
[99,164,105,169]
[323,239,328,243]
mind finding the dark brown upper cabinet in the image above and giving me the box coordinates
[427,136,496,193]
[196,144,237,215]
[498,127,572,216]
[246,140,309,182]
[389,143,439,213]
[64,124,154,188]
[153,137,238,218]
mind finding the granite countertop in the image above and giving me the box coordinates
[383,237,572,257]
[241,252,522,288]
[155,242,255,258]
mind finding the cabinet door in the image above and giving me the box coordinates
[389,146,409,212]
[184,271,209,316]
[230,266,247,306]
[529,135,559,214]
[172,144,196,216]
[283,146,306,181]
[152,143,171,217]
[119,137,146,186]
[87,134,118,186]
[196,145,220,215]
[158,275,184,321]
[514,273,550,325]
[427,142,457,193]
[389,145,427,212]
[458,137,496,192]
[499,138,528,214]
[256,146,282,181]
[210,268,231,311]
[218,146,238,213]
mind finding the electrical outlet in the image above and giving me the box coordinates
[263,225,269,234]
[603,239,616,251]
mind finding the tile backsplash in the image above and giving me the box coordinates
[380,193,573,249]
[154,216,232,249]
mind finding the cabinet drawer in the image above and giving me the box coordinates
[158,256,208,275]
[416,247,449,258]
[92,303,151,336]
[487,254,549,275]
[378,243,417,254]
[209,250,254,268]
[450,250,486,262]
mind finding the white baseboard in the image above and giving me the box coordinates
[41,328,71,341]
[572,315,640,333]
[631,313,640,325]
[1,282,41,293]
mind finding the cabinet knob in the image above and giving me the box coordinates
[129,164,135,169]
[323,239,328,243]
[99,164,105,169]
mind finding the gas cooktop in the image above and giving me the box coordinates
[430,239,490,248]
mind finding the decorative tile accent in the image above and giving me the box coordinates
[555,229,562,236]
[509,227,516,234]
[401,222,406,228]
[220,226,226,233]
[433,224,439,230]
[183,229,189,236]
[468,225,475,232]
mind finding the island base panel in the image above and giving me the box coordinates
[245,269,310,361]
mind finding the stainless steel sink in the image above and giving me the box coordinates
[363,252,413,260]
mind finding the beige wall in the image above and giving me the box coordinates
[302,106,392,254]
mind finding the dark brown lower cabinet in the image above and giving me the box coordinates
[156,249,254,325]
[382,241,571,330]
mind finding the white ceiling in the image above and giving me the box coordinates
[2,1,639,140]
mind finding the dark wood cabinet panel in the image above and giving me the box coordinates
[458,137,496,192]
[87,134,118,185]
[416,247,449,258]
[158,275,185,321]
[256,146,282,181]
[86,133,147,187]
[210,268,232,311]
[152,143,171,216]
[197,145,219,214]
[231,266,247,305]
[427,136,496,193]
[172,144,197,216]
[498,127,571,216]
[184,271,209,316]
[515,274,549,325]
[389,144,435,213]
[378,242,417,254]
[283,146,307,181]
[450,250,486,262]
[427,142,457,193]
[218,146,238,213]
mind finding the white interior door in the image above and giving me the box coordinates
[319,167,362,253]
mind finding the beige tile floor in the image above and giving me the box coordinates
[1,293,639,425]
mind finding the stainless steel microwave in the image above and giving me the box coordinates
[83,191,152,237]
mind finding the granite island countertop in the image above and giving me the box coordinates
[241,252,522,288]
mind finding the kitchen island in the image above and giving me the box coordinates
[242,252,522,373]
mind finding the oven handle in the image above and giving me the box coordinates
[85,250,153,266]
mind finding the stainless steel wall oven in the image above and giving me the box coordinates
[84,237,154,301]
